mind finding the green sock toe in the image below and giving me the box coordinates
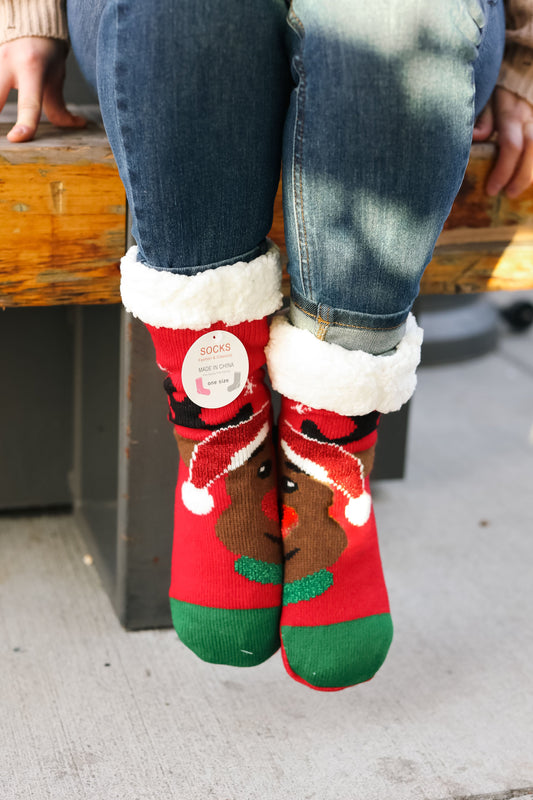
[170,599,281,667]
[281,613,393,689]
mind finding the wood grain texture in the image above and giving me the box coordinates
[0,121,125,307]
[2,121,533,307]
[423,142,533,293]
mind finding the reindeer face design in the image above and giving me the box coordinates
[280,460,347,584]
[174,428,282,567]
[279,418,376,599]
[215,440,282,565]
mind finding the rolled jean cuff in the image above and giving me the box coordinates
[289,290,411,355]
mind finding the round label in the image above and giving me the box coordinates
[181,330,249,409]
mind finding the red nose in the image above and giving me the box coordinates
[281,504,298,538]
[261,487,279,522]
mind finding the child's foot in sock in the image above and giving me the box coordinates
[266,312,423,689]
[278,399,393,689]
[121,243,284,667]
[168,378,283,666]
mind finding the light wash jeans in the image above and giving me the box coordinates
[68,0,504,353]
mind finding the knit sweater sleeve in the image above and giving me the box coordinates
[497,0,533,106]
[0,0,68,47]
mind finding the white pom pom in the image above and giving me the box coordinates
[181,482,214,515]
[345,492,372,527]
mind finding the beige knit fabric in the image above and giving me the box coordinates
[0,0,68,46]
[0,0,532,104]
[497,0,533,106]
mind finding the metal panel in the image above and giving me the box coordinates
[114,310,175,628]
[71,305,121,598]
[0,307,73,509]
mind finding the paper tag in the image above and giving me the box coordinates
[181,330,249,409]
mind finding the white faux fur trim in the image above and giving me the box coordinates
[120,242,282,329]
[266,313,423,415]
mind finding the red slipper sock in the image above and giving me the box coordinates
[120,243,284,667]
[266,313,423,689]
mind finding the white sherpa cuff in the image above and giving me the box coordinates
[265,313,423,415]
[120,242,283,329]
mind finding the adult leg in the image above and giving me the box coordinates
[266,0,505,689]
[67,0,291,666]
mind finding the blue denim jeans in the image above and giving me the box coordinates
[68,0,504,353]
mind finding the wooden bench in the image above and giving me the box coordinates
[2,111,533,628]
[2,120,533,306]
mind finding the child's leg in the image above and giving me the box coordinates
[68,0,291,666]
[266,0,505,689]
[68,0,289,272]
[282,0,504,354]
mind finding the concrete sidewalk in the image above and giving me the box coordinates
[1,301,532,800]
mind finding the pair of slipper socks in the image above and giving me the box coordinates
[121,244,423,691]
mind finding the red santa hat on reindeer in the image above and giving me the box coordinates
[180,400,270,515]
[279,415,372,527]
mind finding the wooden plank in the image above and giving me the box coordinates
[422,142,533,293]
[2,117,533,307]
[0,105,111,163]
[0,119,125,307]
[421,242,533,294]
